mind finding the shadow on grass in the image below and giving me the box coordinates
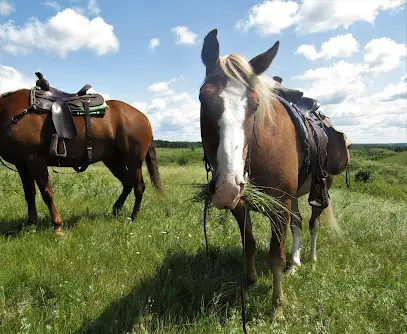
[0,211,113,237]
[76,247,275,334]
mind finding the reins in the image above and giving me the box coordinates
[202,138,252,334]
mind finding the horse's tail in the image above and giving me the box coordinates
[145,138,164,196]
[323,198,344,239]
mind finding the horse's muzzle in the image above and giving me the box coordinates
[211,174,245,210]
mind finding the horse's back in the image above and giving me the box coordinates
[105,100,153,145]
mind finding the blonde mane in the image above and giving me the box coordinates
[218,53,282,129]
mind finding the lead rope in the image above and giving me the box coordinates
[240,204,248,334]
[203,154,213,299]
[202,137,251,334]
[238,125,255,334]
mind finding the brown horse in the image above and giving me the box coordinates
[0,89,163,234]
[199,29,350,319]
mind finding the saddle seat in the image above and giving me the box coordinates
[296,97,321,114]
[276,87,304,105]
[42,84,93,100]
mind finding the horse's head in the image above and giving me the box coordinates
[199,29,280,210]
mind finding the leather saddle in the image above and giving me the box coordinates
[31,72,107,169]
[273,76,329,209]
[273,76,321,114]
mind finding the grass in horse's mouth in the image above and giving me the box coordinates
[192,183,298,237]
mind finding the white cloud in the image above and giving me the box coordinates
[148,38,160,51]
[236,0,298,35]
[364,37,407,73]
[237,0,405,35]
[321,94,407,143]
[294,60,368,104]
[0,65,33,94]
[147,78,176,96]
[296,34,359,61]
[295,0,405,34]
[0,0,14,16]
[85,87,110,100]
[293,36,405,105]
[0,8,119,58]
[133,82,201,141]
[293,56,406,143]
[375,76,407,102]
[87,0,100,16]
[171,26,198,45]
[44,1,61,11]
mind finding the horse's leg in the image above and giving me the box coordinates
[231,204,257,284]
[268,198,291,321]
[288,198,302,274]
[103,158,132,216]
[31,162,63,234]
[129,168,145,220]
[17,165,38,225]
[308,206,323,264]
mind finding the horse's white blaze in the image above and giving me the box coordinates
[217,79,247,184]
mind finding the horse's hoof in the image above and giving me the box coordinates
[113,208,120,217]
[26,220,37,226]
[24,224,37,232]
[287,265,299,275]
[247,272,258,285]
[54,226,64,236]
[271,307,286,323]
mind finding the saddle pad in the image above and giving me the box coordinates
[276,95,309,151]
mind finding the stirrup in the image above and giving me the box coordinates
[49,134,67,158]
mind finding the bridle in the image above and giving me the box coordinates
[201,70,258,188]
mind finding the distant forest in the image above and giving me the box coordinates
[350,143,407,152]
[153,140,202,149]
[153,140,407,152]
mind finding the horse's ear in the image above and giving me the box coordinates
[201,28,219,71]
[326,128,350,175]
[249,41,279,75]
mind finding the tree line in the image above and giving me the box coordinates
[153,140,202,149]
[153,140,406,152]
[350,143,407,152]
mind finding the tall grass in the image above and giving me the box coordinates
[0,149,406,333]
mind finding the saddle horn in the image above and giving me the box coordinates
[35,72,50,91]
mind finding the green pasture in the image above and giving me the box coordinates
[0,147,406,333]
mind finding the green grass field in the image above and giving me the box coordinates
[0,147,406,333]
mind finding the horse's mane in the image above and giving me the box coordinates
[218,53,281,128]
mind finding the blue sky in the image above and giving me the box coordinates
[0,0,406,143]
